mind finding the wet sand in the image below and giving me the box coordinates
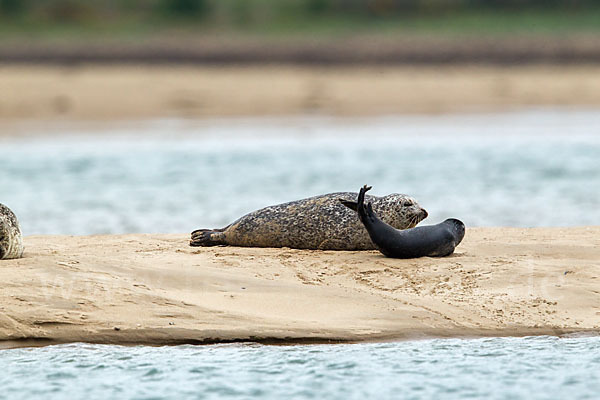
[1,65,600,124]
[1,227,599,348]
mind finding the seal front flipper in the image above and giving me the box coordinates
[339,185,372,215]
[338,199,358,212]
[341,186,372,226]
[355,185,374,224]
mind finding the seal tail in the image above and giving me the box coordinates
[190,229,225,247]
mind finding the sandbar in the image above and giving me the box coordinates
[1,227,599,348]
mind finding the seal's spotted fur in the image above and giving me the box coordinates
[190,191,427,250]
[0,203,24,260]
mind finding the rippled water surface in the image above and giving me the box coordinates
[2,337,600,400]
[1,110,599,235]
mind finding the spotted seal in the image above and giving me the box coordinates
[342,185,464,258]
[0,203,24,260]
[190,190,428,250]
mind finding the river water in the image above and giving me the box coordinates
[1,110,599,235]
[2,337,600,400]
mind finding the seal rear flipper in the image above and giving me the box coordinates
[191,225,228,236]
[190,230,225,247]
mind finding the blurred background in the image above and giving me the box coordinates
[2,0,600,64]
[2,0,600,37]
[1,0,599,235]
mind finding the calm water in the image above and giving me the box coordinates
[2,337,600,400]
[2,110,600,398]
[1,110,599,235]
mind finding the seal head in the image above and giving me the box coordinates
[0,203,24,260]
[343,185,465,258]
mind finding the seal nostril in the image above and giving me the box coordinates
[421,209,429,219]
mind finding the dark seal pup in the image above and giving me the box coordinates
[342,185,465,258]
[0,203,24,260]
[190,191,428,250]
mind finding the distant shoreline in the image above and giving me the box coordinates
[2,36,600,66]
[1,64,600,124]
[1,228,599,349]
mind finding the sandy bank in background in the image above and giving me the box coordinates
[1,227,599,348]
[1,65,600,124]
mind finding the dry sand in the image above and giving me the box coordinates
[2,65,600,124]
[1,227,599,349]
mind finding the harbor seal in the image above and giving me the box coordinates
[190,190,428,250]
[342,185,465,258]
[0,203,24,260]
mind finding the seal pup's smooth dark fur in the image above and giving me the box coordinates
[341,185,465,258]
